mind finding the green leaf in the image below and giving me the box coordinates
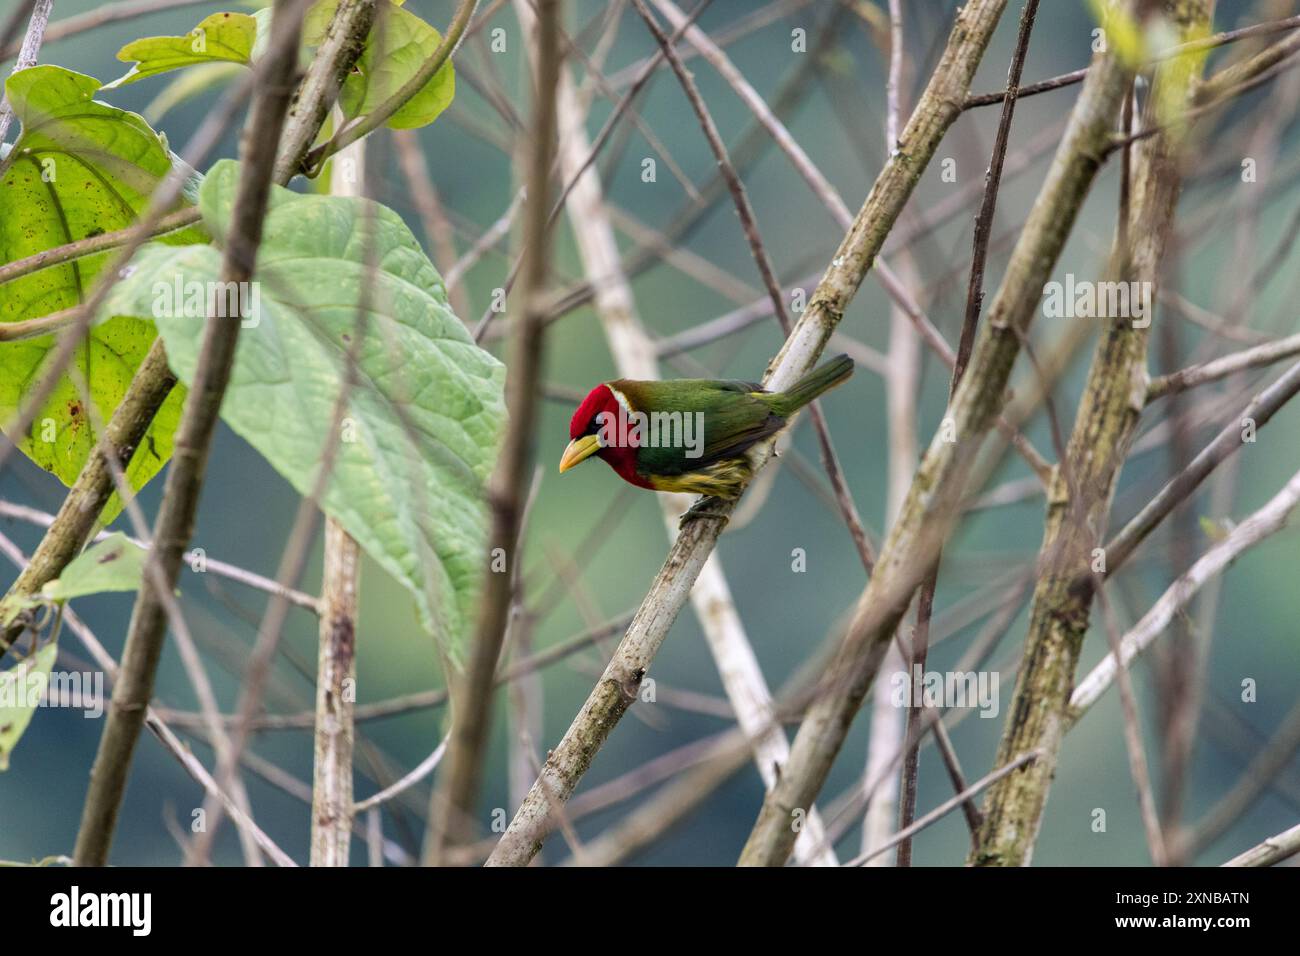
[172,3,451,132]
[100,160,505,660]
[104,12,258,90]
[305,0,454,129]
[0,66,197,524]
[42,533,147,602]
[0,642,57,771]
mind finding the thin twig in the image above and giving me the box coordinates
[1070,467,1300,723]
[845,750,1042,867]
[1147,331,1300,401]
[424,0,561,865]
[1106,360,1300,573]
[742,0,1136,868]
[899,0,1040,868]
[632,0,873,573]
[73,0,311,866]
[0,0,52,146]
[489,0,1012,869]
[1223,821,1300,867]
[526,0,837,865]
[302,0,479,173]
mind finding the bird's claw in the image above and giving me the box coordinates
[678,497,730,530]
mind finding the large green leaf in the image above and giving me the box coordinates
[100,160,505,658]
[104,12,258,89]
[310,1,456,129]
[0,642,57,771]
[126,3,453,130]
[0,66,196,523]
[42,533,147,602]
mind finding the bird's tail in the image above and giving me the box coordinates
[770,353,853,415]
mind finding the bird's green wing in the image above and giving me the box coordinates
[611,378,783,477]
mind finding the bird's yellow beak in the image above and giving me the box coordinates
[559,435,601,473]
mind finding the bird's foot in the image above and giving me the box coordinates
[678,497,730,530]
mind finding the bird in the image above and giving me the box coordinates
[558,354,853,517]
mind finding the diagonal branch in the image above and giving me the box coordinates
[518,0,837,866]
[424,0,562,865]
[971,0,1215,868]
[72,0,311,866]
[739,0,1141,869]
[486,0,1013,868]
[897,0,1041,868]
[0,0,52,147]
[1069,466,1300,725]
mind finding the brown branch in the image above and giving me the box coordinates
[739,0,1137,869]
[0,0,51,146]
[72,0,309,866]
[962,14,1300,109]
[971,0,1213,868]
[898,0,1041,868]
[274,0,379,182]
[1146,331,1300,401]
[424,0,561,865]
[631,0,873,573]
[392,128,468,318]
[0,209,201,290]
[1106,359,1300,573]
[487,0,1013,869]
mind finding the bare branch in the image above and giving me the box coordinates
[0,0,52,146]
[73,0,311,866]
[741,0,1133,869]
[425,0,561,864]
[489,0,1012,869]
[1070,467,1300,722]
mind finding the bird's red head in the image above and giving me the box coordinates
[559,383,649,487]
[568,384,620,441]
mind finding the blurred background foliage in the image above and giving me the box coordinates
[1,0,1298,866]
